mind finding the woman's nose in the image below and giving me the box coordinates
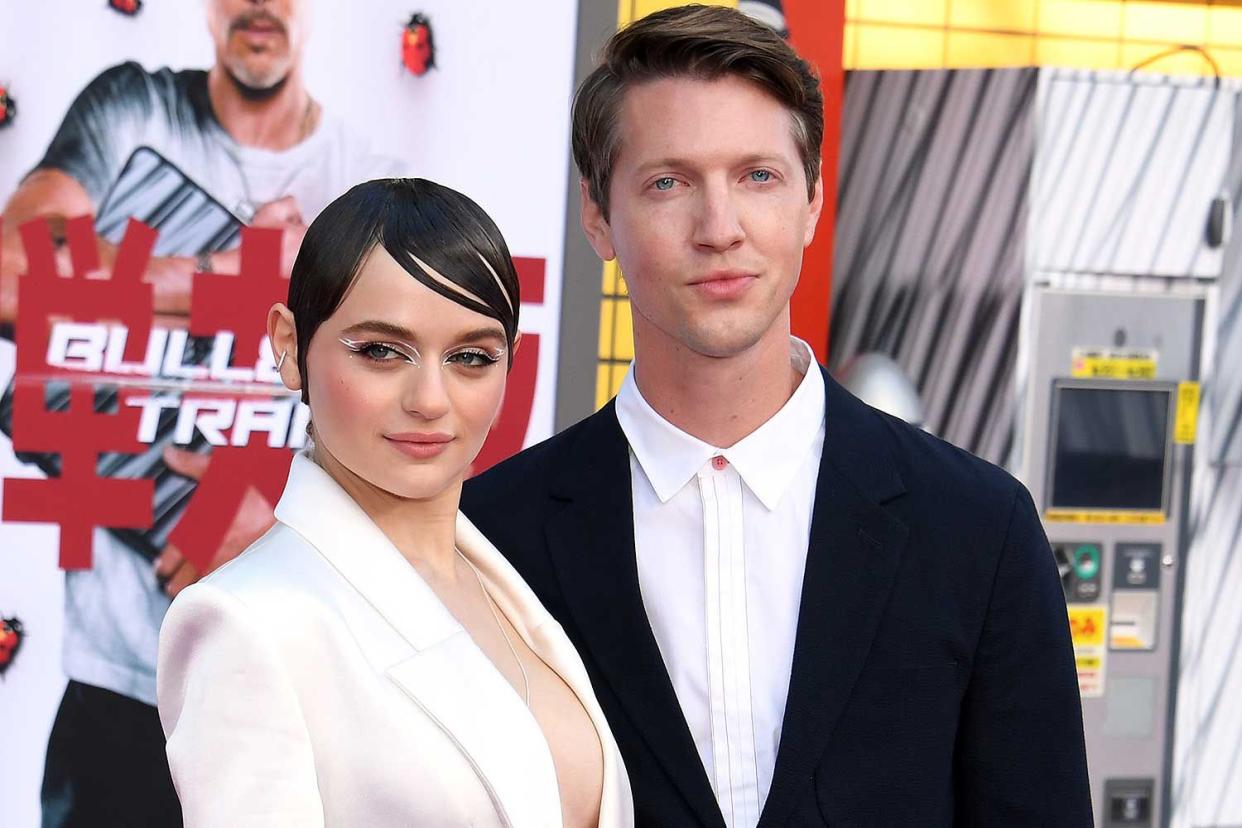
[401,365,452,420]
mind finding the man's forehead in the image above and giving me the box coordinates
[615,75,800,166]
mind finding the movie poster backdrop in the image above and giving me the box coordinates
[0,2,578,823]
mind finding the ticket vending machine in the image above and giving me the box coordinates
[1019,286,1208,827]
[1014,68,1234,826]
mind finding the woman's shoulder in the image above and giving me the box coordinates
[193,523,338,611]
[162,524,360,662]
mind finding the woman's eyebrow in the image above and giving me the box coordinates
[455,328,508,347]
[339,320,417,340]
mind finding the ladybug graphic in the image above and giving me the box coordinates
[108,0,143,15]
[402,13,435,77]
[0,85,15,129]
[0,617,24,677]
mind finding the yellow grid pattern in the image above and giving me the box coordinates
[593,0,1242,410]
[845,1,1242,76]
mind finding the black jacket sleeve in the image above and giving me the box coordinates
[954,483,1094,826]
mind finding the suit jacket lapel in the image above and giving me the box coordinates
[545,403,725,828]
[274,454,563,828]
[758,373,909,828]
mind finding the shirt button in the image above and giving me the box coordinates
[711,455,728,471]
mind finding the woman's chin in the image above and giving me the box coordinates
[378,467,468,503]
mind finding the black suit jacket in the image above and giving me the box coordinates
[462,369,1092,827]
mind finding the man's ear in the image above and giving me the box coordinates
[804,166,825,248]
[580,178,617,262]
[266,303,303,394]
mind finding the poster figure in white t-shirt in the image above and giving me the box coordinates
[0,1,408,824]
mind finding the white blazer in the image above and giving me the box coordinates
[157,453,633,828]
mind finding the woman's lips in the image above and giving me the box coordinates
[384,434,454,459]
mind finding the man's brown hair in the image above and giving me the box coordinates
[572,3,824,219]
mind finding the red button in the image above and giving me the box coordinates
[711,455,728,470]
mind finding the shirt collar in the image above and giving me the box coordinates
[615,338,826,510]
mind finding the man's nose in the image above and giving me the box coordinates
[693,182,746,252]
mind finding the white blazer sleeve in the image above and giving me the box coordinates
[157,581,324,828]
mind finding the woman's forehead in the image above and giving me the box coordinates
[328,246,503,339]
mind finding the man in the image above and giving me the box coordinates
[462,6,1092,827]
[0,1,405,824]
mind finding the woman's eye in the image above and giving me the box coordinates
[749,169,773,183]
[446,349,500,368]
[653,177,677,191]
[340,337,418,363]
[361,343,403,360]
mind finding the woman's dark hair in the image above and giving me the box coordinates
[287,178,520,403]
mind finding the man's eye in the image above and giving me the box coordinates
[750,169,773,183]
[653,177,677,191]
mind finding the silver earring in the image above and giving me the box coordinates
[276,351,288,371]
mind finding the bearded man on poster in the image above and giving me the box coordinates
[0,1,406,824]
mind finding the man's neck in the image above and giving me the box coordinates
[207,65,315,151]
[631,316,803,449]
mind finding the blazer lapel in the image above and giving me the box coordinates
[274,454,563,828]
[545,404,725,828]
[386,642,562,828]
[758,373,909,828]
[456,513,634,828]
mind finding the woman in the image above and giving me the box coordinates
[156,178,632,827]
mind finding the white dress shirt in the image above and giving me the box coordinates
[615,338,826,828]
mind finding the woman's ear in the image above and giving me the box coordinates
[267,303,302,394]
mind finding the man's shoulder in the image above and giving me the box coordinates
[464,405,616,509]
[77,61,191,99]
[84,60,153,92]
[67,61,208,126]
[831,380,1020,517]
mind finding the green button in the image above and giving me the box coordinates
[1074,544,1101,580]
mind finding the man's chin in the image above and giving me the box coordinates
[681,326,771,361]
[224,63,291,101]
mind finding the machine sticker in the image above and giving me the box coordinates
[1046,510,1165,525]
[1070,348,1157,380]
[1055,542,1104,602]
[1173,381,1200,444]
[1110,544,1161,651]
[1114,543,1161,590]
[1069,606,1108,698]
[1110,591,1159,651]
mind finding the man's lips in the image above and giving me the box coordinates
[232,15,285,36]
[384,433,455,459]
[688,271,758,299]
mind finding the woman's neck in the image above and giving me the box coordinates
[311,444,462,582]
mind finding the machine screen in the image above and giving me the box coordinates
[1050,386,1171,511]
